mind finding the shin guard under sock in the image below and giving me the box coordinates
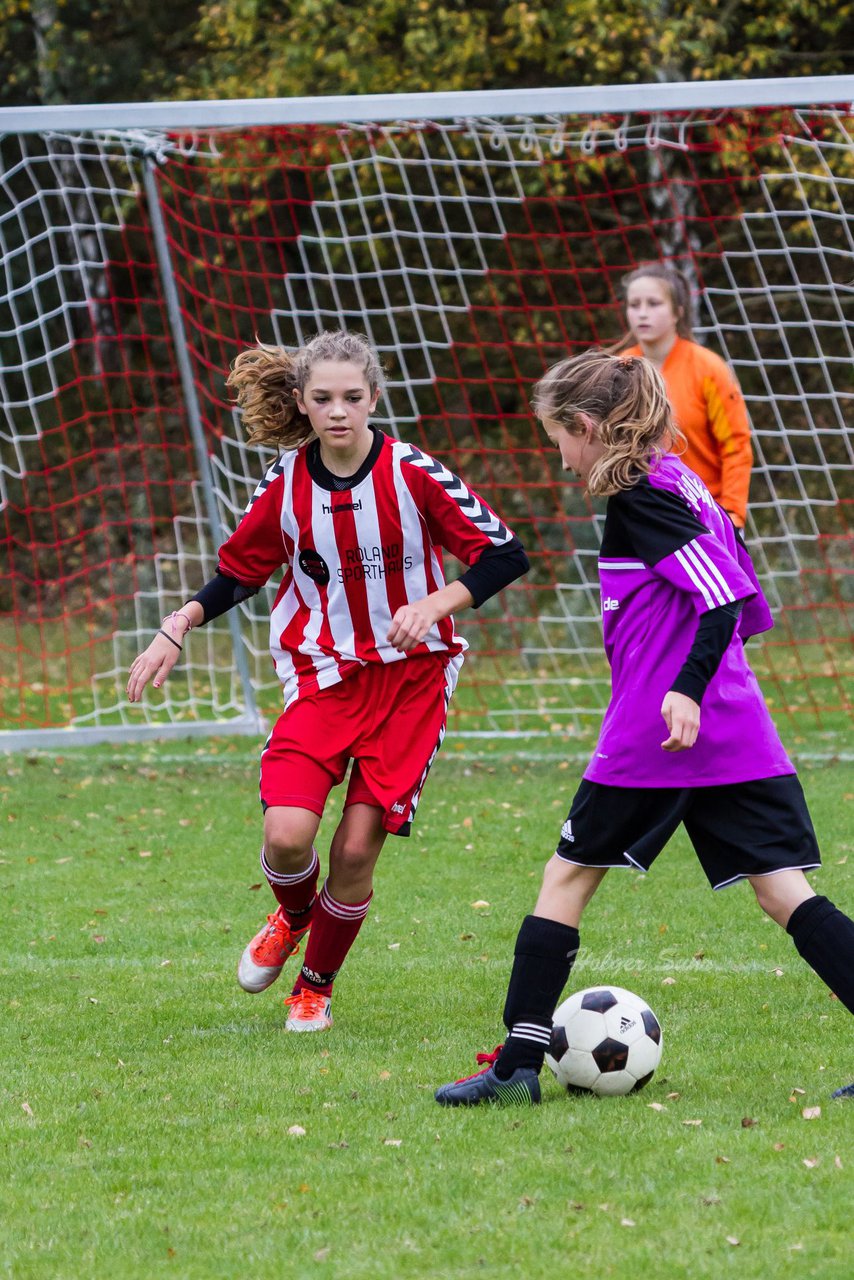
[297,880,373,996]
[495,915,580,1079]
[786,895,854,1015]
[260,846,319,926]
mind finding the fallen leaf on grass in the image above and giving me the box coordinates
[682,1119,702,1126]
[725,1236,740,1247]
[138,850,152,858]
[661,977,676,986]
[715,1156,730,1165]
[834,1155,843,1169]
[471,900,490,909]
[21,1102,34,1119]
[383,1138,402,1147]
[621,1218,636,1228]
[387,943,400,950]
[802,1106,821,1120]
[288,1125,306,1137]
[803,1157,819,1168]
[773,1142,786,1151]
[647,1102,666,1112]
[790,1086,806,1096]
[666,1091,680,1100]
[314,1249,330,1263]
[741,1116,758,1128]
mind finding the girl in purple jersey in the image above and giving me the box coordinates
[434,349,854,1107]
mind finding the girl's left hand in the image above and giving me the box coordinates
[660,691,701,751]
[387,598,439,652]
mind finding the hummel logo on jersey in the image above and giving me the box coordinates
[560,820,574,843]
[602,597,620,612]
[322,499,362,514]
[390,801,407,815]
[619,1015,637,1034]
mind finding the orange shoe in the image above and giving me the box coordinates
[284,988,333,1033]
[237,907,309,993]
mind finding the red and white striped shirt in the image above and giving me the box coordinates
[217,430,518,707]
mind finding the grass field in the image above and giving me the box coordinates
[2,738,852,1279]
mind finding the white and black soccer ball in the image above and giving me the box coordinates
[545,985,663,1097]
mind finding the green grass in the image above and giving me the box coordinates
[1,742,853,1279]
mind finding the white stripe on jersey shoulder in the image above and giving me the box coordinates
[685,537,735,601]
[393,439,512,545]
[680,539,733,608]
[675,545,717,610]
[598,559,646,570]
[244,451,296,515]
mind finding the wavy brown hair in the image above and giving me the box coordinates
[610,261,695,353]
[531,349,683,496]
[227,330,385,450]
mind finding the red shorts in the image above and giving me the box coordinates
[259,654,461,836]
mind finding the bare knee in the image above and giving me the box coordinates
[263,808,319,873]
[750,869,815,928]
[329,836,382,886]
[534,855,607,928]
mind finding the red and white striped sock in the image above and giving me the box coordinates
[296,879,373,995]
[260,845,319,929]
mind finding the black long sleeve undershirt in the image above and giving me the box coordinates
[191,571,259,623]
[190,538,529,624]
[670,600,743,705]
[458,539,529,608]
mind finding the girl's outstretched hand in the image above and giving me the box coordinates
[127,633,182,703]
[660,691,700,751]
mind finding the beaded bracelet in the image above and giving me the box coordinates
[161,609,194,641]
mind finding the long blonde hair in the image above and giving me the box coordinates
[227,330,385,449]
[531,349,682,496]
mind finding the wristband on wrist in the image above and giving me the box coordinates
[157,628,183,651]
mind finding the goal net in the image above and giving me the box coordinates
[1,86,852,747]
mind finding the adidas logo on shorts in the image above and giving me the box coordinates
[560,820,574,843]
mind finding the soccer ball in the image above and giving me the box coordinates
[545,985,663,1097]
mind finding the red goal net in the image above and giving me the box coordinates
[1,100,852,746]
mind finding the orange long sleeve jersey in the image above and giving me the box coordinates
[626,337,753,525]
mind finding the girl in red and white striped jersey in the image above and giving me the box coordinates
[127,331,528,1033]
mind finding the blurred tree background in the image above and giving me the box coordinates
[1,0,852,109]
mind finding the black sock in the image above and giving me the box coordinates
[786,895,854,1015]
[494,915,580,1079]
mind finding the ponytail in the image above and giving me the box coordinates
[531,349,683,496]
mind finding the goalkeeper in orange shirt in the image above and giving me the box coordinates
[619,262,752,529]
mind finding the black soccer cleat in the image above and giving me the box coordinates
[831,1081,854,1099]
[434,1061,541,1107]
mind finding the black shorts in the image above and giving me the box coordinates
[556,774,821,890]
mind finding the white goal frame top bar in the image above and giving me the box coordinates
[1,74,853,133]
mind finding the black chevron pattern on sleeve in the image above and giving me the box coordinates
[397,445,512,545]
[244,455,287,515]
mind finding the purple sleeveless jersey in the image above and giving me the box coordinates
[583,454,793,788]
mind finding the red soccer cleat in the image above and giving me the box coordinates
[237,907,309,994]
